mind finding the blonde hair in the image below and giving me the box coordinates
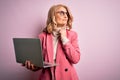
[44,4,73,33]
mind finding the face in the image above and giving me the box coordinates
[55,7,68,27]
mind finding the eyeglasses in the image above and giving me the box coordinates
[56,11,68,16]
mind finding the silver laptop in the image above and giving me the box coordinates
[13,38,57,68]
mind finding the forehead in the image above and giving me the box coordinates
[55,6,67,12]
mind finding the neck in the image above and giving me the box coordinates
[57,24,66,27]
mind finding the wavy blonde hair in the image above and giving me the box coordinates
[44,4,73,33]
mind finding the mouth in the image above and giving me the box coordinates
[63,19,68,21]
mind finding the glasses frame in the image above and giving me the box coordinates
[56,11,68,16]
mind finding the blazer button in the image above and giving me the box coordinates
[65,68,68,72]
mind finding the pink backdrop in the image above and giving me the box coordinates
[0,0,120,80]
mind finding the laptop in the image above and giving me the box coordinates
[13,38,57,68]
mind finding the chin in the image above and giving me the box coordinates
[57,22,67,26]
[62,22,67,25]
[61,24,67,26]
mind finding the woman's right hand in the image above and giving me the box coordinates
[22,60,40,71]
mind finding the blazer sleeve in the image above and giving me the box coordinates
[62,31,81,64]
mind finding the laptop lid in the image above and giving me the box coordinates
[13,38,44,67]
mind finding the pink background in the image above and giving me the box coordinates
[0,0,120,80]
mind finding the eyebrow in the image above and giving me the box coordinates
[56,10,67,12]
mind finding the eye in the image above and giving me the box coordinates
[56,11,68,16]
[60,11,65,15]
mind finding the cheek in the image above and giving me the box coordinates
[56,17,63,23]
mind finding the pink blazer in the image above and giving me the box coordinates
[38,30,80,80]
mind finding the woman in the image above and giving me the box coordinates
[25,4,80,80]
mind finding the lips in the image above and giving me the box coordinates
[63,19,68,21]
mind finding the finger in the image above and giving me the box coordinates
[27,61,31,69]
[25,60,30,69]
[58,29,61,33]
[31,64,35,70]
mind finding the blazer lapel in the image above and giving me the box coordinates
[46,34,54,63]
